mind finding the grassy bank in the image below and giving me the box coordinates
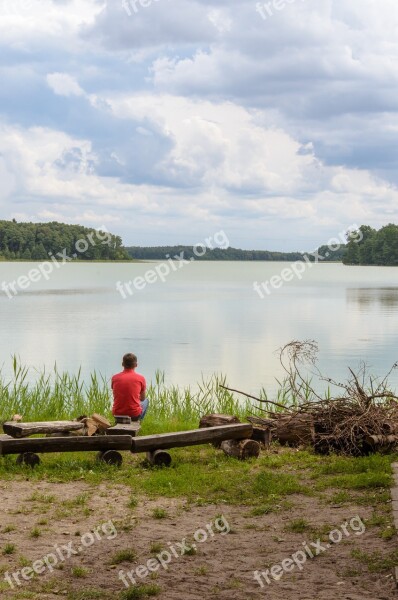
[0,359,395,505]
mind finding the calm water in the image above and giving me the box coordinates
[1,261,398,396]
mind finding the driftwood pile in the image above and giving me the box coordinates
[224,341,398,457]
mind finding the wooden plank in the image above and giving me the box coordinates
[3,421,85,439]
[131,423,253,453]
[107,423,141,437]
[0,435,132,455]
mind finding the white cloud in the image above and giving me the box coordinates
[47,73,84,97]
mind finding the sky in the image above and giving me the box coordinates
[0,0,397,251]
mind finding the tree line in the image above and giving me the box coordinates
[343,224,398,266]
[126,245,346,262]
[126,245,307,261]
[0,220,131,261]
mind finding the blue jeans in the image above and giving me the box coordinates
[138,398,149,421]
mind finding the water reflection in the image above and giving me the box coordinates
[347,288,398,310]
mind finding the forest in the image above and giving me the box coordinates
[0,220,131,261]
[2,220,397,265]
[127,245,307,261]
[343,224,398,265]
[126,245,345,262]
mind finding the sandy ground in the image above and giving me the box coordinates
[0,480,397,600]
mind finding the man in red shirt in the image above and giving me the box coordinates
[111,353,148,421]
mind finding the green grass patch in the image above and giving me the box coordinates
[351,548,398,573]
[120,584,161,599]
[253,471,304,497]
[2,543,16,555]
[110,549,138,564]
[151,508,168,519]
[285,518,311,533]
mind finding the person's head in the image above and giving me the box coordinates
[122,353,137,370]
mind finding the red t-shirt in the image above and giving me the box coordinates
[111,369,146,418]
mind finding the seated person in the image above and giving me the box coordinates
[111,353,148,421]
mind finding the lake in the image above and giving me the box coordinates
[1,261,398,396]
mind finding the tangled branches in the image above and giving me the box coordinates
[252,341,398,456]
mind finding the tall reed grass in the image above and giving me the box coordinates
[0,358,253,428]
[0,358,301,431]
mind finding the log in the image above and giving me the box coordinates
[131,424,253,453]
[106,423,141,437]
[199,414,241,428]
[3,420,85,439]
[0,435,132,455]
[251,426,272,447]
[248,414,314,446]
[83,418,98,437]
[16,452,41,468]
[364,435,398,452]
[96,450,123,466]
[91,414,111,432]
[199,414,242,448]
[220,439,260,460]
[274,414,315,446]
[146,450,172,467]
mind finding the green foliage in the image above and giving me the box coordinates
[343,223,398,266]
[126,245,305,261]
[0,219,131,261]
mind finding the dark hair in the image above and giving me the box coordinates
[122,353,137,369]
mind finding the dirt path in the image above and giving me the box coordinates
[0,480,396,599]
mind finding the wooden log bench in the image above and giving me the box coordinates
[0,422,254,468]
[106,423,141,437]
[0,434,132,467]
[131,423,254,465]
[3,421,85,438]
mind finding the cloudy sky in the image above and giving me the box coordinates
[0,0,397,250]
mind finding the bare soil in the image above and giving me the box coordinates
[0,480,396,599]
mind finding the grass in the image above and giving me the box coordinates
[0,359,261,429]
[111,549,138,564]
[71,566,88,578]
[149,542,163,554]
[0,445,394,508]
[2,543,16,555]
[151,508,168,520]
[351,548,398,573]
[120,584,161,599]
[128,495,139,509]
[285,518,311,533]
[29,527,41,538]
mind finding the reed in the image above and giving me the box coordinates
[0,357,301,431]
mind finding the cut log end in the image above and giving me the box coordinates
[96,450,123,466]
[16,452,41,468]
[146,450,172,467]
[220,438,260,460]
